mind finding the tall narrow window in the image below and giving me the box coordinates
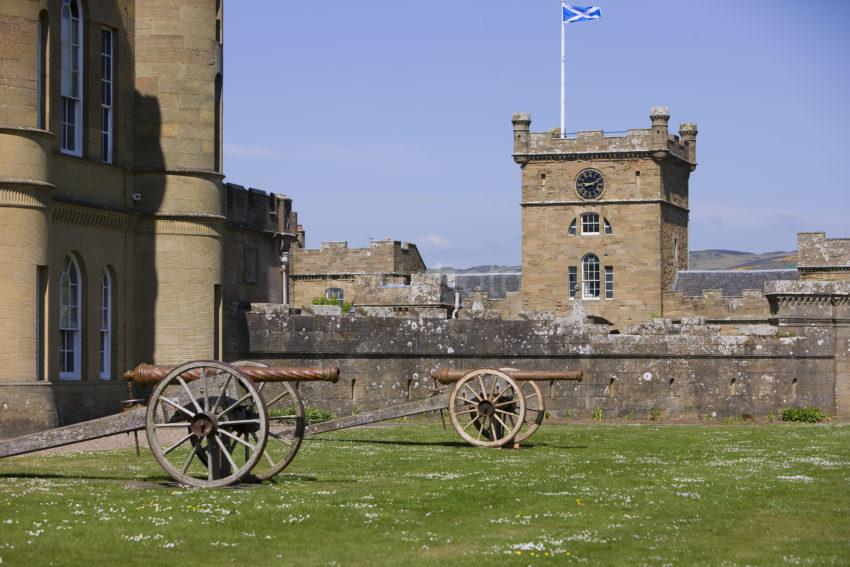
[37,12,49,129]
[100,270,112,379]
[100,29,114,163]
[36,266,48,381]
[215,0,223,43]
[605,266,614,299]
[604,218,613,235]
[582,254,600,300]
[568,219,577,236]
[60,256,82,379]
[214,74,222,172]
[581,213,600,235]
[568,267,578,300]
[60,0,83,155]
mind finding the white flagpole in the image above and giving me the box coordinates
[560,2,566,139]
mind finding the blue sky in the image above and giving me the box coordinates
[223,1,850,268]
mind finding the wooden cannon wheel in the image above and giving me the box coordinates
[145,361,269,488]
[513,379,545,445]
[233,361,305,481]
[448,369,526,448]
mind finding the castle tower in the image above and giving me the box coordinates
[132,0,225,364]
[0,1,57,430]
[512,107,697,328]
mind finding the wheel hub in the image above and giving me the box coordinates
[190,413,219,438]
[477,400,495,417]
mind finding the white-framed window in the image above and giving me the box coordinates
[100,28,114,163]
[100,270,112,379]
[568,266,578,300]
[581,213,600,235]
[60,255,82,379]
[604,218,613,235]
[605,266,614,299]
[568,219,577,236]
[582,254,601,300]
[60,0,83,155]
[325,288,344,301]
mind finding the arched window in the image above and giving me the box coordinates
[604,218,613,235]
[60,0,83,155]
[568,219,577,236]
[582,254,600,300]
[100,270,113,379]
[581,213,600,235]
[100,28,114,163]
[60,256,82,379]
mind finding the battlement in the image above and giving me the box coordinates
[512,107,697,164]
[797,232,850,275]
[293,239,426,277]
[225,183,297,235]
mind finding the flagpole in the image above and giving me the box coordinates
[560,2,566,139]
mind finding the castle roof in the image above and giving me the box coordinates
[672,270,799,298]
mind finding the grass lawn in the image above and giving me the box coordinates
[0,423,848,566]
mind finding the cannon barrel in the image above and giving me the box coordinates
[124,363,340,385]
[432,367,582,384]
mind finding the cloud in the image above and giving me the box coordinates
[223,143,279,158]
[418,233,453,250]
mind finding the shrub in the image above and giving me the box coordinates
[649,408,662,422]
[766,411,777,423]
[592,406,604,422]
[312,296,352,314]
[780,406,825,423]
[269,405,334,425]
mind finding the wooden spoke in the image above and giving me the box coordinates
[463,383,481,401]
[210,374,232,414]
[154,421,192,428]
[201,367,209,412]
[159,396,195,418]
[176,376,202,414]
[493,413,511,432]
[181,442,200,475]
[268,431,293,446]
[217,392,253,419]
[218,419,260,426]
[457,395,478,405]
[264,391,291,407]
[461,417,479,432]
[163,433,194,456]
[478,376,487,399]
[214,435,239,472]
[453,407,478,416]
[218,428,255,450]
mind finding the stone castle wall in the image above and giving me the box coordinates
[244,306,843,420]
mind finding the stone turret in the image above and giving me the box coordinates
[511,112,531,161]
[679,123,698,165]
[649,106,670,157]
[132,0,226,364]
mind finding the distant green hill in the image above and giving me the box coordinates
[687,250,797,270]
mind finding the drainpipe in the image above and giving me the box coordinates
[451,290,461,319]
[280,251,290,305]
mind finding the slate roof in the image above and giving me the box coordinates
[671,270,799,298]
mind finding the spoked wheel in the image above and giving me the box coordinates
[233,361,305,481]
[145,361,268,488]
[511,379,545,445]
[448,369,526,448]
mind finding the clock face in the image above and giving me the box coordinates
[575,169,605,200]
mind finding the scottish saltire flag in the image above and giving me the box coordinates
[562,4,602,24]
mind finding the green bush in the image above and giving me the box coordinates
[780,406,825,423]
[592,406,604,422]
[312,296,352,314]
[649,408,662,422]
[268,405,334,425]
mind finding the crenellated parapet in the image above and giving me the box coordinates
[512,107,697,166]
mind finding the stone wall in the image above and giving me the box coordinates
[797,232,850,281]
[244,305,842,420]
[292,240,425,277]
[662,290,771,325]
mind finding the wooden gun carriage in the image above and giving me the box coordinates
[0,362,581,488]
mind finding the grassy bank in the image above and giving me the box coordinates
[1,424,848,565]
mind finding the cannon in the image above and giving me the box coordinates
[0,360,339,488]
[308,367,583,449]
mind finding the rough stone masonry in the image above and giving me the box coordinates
[242,279,850,420]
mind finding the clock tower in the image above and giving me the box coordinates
[512,107,698,328]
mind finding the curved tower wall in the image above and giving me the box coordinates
[0,1,53,381]
[132,0,225,364]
